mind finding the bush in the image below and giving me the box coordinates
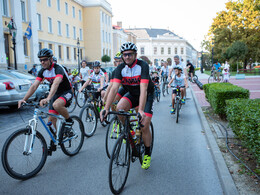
[226,98,260,163]
[195,67,200,71]
[203,83,249,118]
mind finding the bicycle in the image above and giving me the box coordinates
[208,70,223,83]
[188,72,198,83]
[67,83,79,113]
[79,87,109,137]
[154,84,161,102]
[171,86,182,123]
[76,82,87,108]
[161,74,169,97]
[1,102,84,180]
[105,110,154,194]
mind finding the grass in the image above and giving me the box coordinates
[203,70,260,76]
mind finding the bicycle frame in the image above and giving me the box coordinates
[24,108,65,155]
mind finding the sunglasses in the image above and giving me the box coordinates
[122,53,135,58]
[39,58,49,62]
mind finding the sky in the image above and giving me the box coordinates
[107,0,229,51]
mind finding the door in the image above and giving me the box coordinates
[4,34,11,69]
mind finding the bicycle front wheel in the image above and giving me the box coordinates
[79,104,98,137]
[208,75,215,84]
[1,128,48,180]
[176,99,180,123]
[162,83,165,97]
[59,116,84,156]
[105,115,122,159]
[109,135,130,195]
[138,122,154,165]
[67,94,77,113]
[76,91,86,108]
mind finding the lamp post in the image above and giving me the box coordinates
[9,19,17,70]
[211,38,215,68]
[77,37,80,73]
[200,51,204,73]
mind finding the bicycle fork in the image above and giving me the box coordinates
[24,117,38,155]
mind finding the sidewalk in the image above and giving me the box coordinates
[192,71,260,107]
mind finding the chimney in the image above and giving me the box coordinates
[117,21,122,28]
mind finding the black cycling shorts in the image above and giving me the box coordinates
[121,92,154,117]
[117,87,127,98]
[49,90,73,114]
[172,86,185,94]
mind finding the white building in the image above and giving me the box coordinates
[112,22,128,59]
[126,28,198,67]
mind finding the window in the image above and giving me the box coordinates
[48,17,52,33]
[67,47,70,60]
[39,42,42,50]
[57,0,60,11]
[79,29,83,40]
[3,0,8,16]
[66,24,69,37]
[72,6,75,18]
[168,47,171,55]
[181,48,184,54]
[73,26,76,39]
[37,14,42,30]
[58,45,62,59]
[65,2,68,15]
[154,47,157,55]
[47,0,51,7]
[48,44,52,50]
[21,1,26,21]
[175,47,177,54]
[79,10,82,21]
[57,21,61,35]
[74,48,76,60]
[23,37,28,56]
[141,47,145,55]
[161,47,164,55]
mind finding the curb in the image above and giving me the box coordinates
[189,83,239,195]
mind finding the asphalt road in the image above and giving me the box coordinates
[0,88,223,195]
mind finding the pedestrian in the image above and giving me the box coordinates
[223,68,230,82]
[29,64,37,76]
[213,61,221,82]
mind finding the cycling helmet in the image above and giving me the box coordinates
[114,52,122,59]
[52,56,57,62]
[151,71,158,74]
[120,42,137,53]
[72,69,78,76]
[174,65,182,70]
[38,48,53,58]
[93,60,101,67]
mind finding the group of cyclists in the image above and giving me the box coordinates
[17,42,196,171]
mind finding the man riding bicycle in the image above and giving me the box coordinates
[186,60,195,81]
[101,42,155,170]
[18,48,74,133]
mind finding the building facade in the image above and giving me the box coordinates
[127,28,198,67]
[1,0,112,70]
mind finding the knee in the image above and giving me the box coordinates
[53,101,63,110]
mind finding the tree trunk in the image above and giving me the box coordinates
[244,58,247,69]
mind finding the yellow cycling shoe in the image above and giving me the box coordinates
[141,155,151,170]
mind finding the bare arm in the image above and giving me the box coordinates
[138,83,148,117]
[184,77,188,88]
[79,78,91,92]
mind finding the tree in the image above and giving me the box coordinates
[203,0,260,68]
[226,41,248,72]
[101,55,111,64]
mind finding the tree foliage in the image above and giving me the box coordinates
[203,0,260,68]
[101,55,111,63]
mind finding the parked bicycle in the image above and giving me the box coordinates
[105,110,154,194]
[79,87,109,137]
[1,103,84,180]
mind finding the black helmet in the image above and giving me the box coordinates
[93,60,101,67]
[120,42,137,53]
[38,48,53,58]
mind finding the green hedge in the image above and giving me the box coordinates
[203,83,249,118]
[226,99,260,163]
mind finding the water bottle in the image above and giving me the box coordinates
[131,130,137,143]
[135,128,141,144]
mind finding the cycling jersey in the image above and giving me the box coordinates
[187,63,194,72]
[161,66,169,76]
[36,63,71,94]
[113,59,154,96]
[172,74,186,87]
[89,71,105,89]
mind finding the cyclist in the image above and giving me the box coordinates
[79,60,105,100]
[101,42,155,170]
[186,60,195,81]
[159,61,169,83]
[212,61,221,82]
[151,71,160,91]
[18,48,74,132]
[69,69,81,91]
[168,66,188,114]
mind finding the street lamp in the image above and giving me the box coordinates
[211,38,215,67]
[77,37,80,73]
[9,19,17,70]
[200,51,204,73]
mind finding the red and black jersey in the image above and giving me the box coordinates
[113,59,154,96]
[36,63,71,94]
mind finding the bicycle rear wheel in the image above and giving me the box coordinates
[138,122,154,165]
[156,91,160,102]
[105,115,122,159]
[67,93,77,113]
[162,83,165,97]
[1,128,48,180]
[79,104,97,137]
[59,116,84,156]
[208,75,215,83]
[108,135,130,194]
[176,99,180,123]
[76,91,86,108]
